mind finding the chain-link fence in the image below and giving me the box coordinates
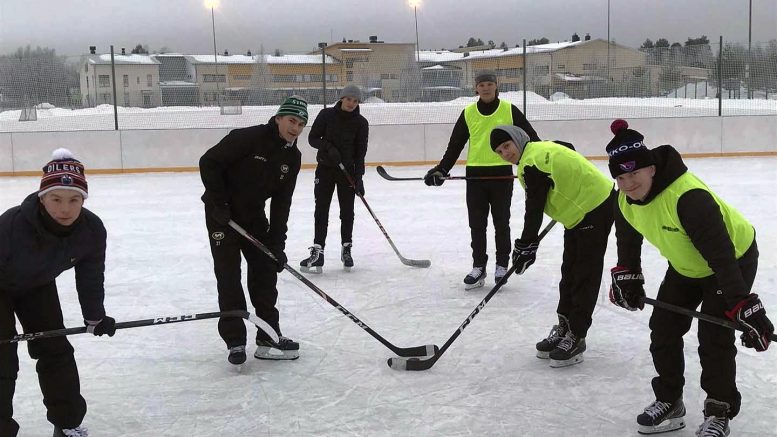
[1,38,775,132]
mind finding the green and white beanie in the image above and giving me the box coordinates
[276,95,308,123]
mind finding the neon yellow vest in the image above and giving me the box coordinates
[464,100,514,167]
[517,141,613,228]
[618,172,754,278]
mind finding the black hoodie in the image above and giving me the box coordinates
[615,145,754,306]
[308,100,369,176]
[0,192,107,320]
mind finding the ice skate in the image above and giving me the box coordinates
[464,266,486,290]
[494,264,509,284]
[536,314,569,359]
[548,331,585,367]
[300,244,324,274]
[255,332,300,360]
[341,242,354,271]
[636,398,686,434]
[227,345,247,367]
[53,427,89,437]
[695,399,730,437]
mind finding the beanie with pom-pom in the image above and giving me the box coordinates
[605,119,654,178]
[38,148,88,199]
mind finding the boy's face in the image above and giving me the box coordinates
[616,165,656,201]
[276,115,306,143]
[494,140,520,164]
[340,96,359,112]
[40,189,84,226]
[476,81,497,103]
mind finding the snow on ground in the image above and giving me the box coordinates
[2,157,776,436]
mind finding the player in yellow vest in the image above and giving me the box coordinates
[605,119,773,436]
[490,125,616,368]
[424,71,539,290]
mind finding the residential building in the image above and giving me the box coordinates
[79,51,161,108]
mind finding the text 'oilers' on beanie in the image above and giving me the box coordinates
[606,119,654,178]
[39,148,88,199]
[276,95,308,124]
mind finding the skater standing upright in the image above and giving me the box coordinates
[604,119,773,436]
[490,126,615,368]
[300,84,369,273]
[199,96,308,365]
[424,71,539,290]
[0,149,115,437]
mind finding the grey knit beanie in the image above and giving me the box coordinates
[340,84,363,102]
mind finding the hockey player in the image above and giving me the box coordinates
[0,149,116,437]
[605,119,773,436]
[199,96,307,365]
[300,84,369,273]
[490,126,615,368]
[424,71,539,290]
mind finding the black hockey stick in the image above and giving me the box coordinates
[0,310,278,344]
[377,165,518,182]
[228,220,438,357]
[339,164,431,268]
[643,297,777,342]
[388,220,559,371]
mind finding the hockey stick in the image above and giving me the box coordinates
[376,165,518,182]
[388,220,559,371]
[643,297,777,342]
[228,220,438,357]
[339,164,431,268]
[0,310,278,345]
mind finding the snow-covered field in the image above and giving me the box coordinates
[2,157,776,436]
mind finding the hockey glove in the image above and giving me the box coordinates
[327,146,342,165]
[85,316,116,337]
[424,165,448,186]
[725,294,773,352]
[609,266,645,311]
[211,202,232,226]
[512,239,539,274]
[267,245,287,273]
[355,177,365,196]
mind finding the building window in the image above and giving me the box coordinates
[98,75,110,87]
[123,75,129,87]
[143,94,152,107]
[124,92,130,106]
[147,74,152,87]
[533,65,549,75]
[233,74,251,81]
[100,93,112,104]
[86,76,89,88]
[271,74,295,82]
[346,59,354,68]
[84,64,88,73]
[556,64,565,71]
[346,71,353,82]
[203,74,226,83]
[583,63,597,71]
[137,76,140,84]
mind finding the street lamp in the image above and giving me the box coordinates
[747,0,752,99]
[606,0,611,85]
[204,0,220,104]
[409,0,421,62]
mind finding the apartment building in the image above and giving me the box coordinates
[80,50,161,108]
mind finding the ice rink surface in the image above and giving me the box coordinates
[2,157,775,436]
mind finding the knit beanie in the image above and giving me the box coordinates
[606,119,654,177]
[475,70,497,85]
[39,148,88,199]
[490,125,531,159]
[276,95,308,123]
[340,84,363,102]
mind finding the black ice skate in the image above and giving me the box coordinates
[300,244,324,274]
[464,266,486,290]
[53,426,89,437]
[255,331,299,360]
[695,399,730,437]
[536,314,569,359]
[227,345,247,365]
[494,264,509,284]
[341,242,354,271]
[548,331,586,367]
[636,398,686,434]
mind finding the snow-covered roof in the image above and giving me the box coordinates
[340,48,373,52]
[187,54,337,65]
[554,73,606,82]
[422,64,460,70]
[159,80,199,87]
[87,54,160,65]
[417,41,592,63]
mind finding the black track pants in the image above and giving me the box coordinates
[466,179,513,267]
[313,165,356,248]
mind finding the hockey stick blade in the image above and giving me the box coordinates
[229,220,438,357]
[401,257,432,268]
[388,220,559,371]
[376,165,518,182]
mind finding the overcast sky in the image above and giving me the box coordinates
[1,0,775,57]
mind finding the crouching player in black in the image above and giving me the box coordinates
[605,119,773,436]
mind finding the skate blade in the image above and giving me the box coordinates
[343,266,353,272]
[254,346,300,360]
[549,353,584,368]
[231,362,246,373]
[637,418,685,434]
[536,350,550,359]
[464,279,485,290]
[300,265,322,274]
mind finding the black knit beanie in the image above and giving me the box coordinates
[606,119,654,177]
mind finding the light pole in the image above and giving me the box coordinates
[747,0,752,99]
[205,0,220,104]
[409,0,421,62]
[606,0,611,86]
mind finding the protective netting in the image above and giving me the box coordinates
[1,39,775,132]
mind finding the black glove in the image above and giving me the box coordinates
[267,245,287,273]
[609,266,645,311]
[211,202,231,226]
[424,165,448,186]
[725,294,773,351]
[355,177,365,196]
[85,316,116,337]
[327,146,342,165]
[512,239,539,274]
